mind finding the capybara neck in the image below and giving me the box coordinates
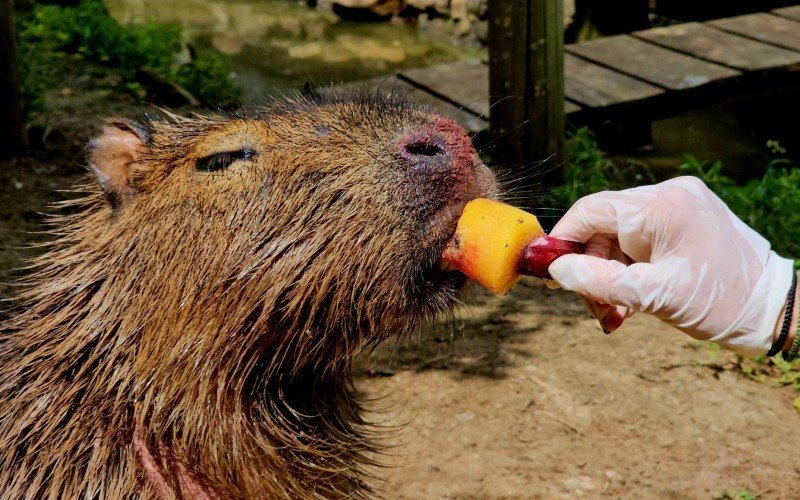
[0,95,498,498]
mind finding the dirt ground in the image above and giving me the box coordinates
[2,100,799,500]
[358,284,800,499]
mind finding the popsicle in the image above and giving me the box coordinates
[441,198,584,295]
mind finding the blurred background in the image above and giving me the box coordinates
[4,0,797,301]
[1,1,800,497]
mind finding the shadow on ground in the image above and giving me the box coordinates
[356,281,588,379]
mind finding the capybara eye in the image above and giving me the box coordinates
[195,148,256,172]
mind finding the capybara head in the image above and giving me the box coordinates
[0,94,498,498]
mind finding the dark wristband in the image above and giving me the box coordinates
[783,329,800,362]
[768,271,798,357]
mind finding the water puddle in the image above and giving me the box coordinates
[106,0,484,103]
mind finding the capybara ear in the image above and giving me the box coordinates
[87,120,149,207]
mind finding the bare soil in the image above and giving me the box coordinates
[2,96,798,500]
[358,284,800,499]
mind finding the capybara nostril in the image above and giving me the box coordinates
[398,133,450,173]
[398,117,481,182]
[404,139,446,159]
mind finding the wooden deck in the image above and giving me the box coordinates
[331,5,800,136]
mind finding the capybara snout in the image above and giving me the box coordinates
[0,93,497,498]
[88,95,497,350]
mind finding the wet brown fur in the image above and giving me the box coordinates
[0,94,497,498]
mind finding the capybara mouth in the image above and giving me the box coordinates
[395,116,498,299]
[417,190,491,295]
[413,152,499,299]
[418,201,470,289]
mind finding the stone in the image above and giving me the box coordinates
[288,42,323,59]
[331,0,405,20]
[334,34,406,63]
[211,31,243,55]
[565,0,576,26]
[316,0,572,48]
[406,0,449,15]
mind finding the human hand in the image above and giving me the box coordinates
[548,176,795,356]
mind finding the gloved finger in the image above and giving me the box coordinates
[549,191,626,243]
[600,305,634,333]
[579,297,632,334]
[583,234,633,267]
[579,296,610,321]
[549,254,656,311]
[609,237,633,266]
[583,234,615,259]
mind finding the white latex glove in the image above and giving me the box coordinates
[548,176,795,357]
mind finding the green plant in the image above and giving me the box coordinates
[174,50,241,107]
[543,128,655,208]
[16,0,239,112]
[717,489,757,500]
[676,154,732,191]
[707,342,721,362]
[551,136,799,263]
[545,128,619,207]
[735,353,800,389]
[679,148,800,262]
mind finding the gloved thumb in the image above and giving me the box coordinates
[549,254,649,311]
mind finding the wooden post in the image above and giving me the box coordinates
[0,0,29,158]
[488,0,564,188]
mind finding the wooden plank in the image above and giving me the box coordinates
[774,6,800,22]
[708,13,800,53]
[328,61,580,135]
[564,100,582,115]
[566,35,740,91]
[636,22,800,71]
[400,59,489,118]
[398,59,585,123]
[329,76,489,134]
[564,53,663,108]
[401,58,580,116]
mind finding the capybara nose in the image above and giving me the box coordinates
[397,117,476,179]
[398,133,450,174]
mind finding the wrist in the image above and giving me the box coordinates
[772,270,800,355]
[714,254,794,357]
[780,271,800,355]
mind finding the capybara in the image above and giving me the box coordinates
[0,93,498,498]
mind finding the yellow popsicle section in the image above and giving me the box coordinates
[442,198,545,295]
